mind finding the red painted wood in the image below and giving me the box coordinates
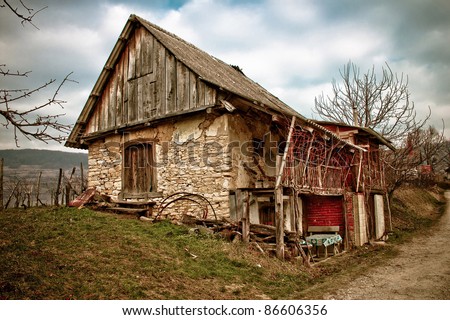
[304,195,345,234]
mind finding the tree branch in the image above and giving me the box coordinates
[1,0,48,29]
[0,64,32,77]
[0,72,77,147]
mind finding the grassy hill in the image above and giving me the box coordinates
[0,187,445,299]
[0,149,87,169]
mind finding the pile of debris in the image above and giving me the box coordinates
[69,189,311,264]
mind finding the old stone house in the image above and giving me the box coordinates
[66,15,393,253]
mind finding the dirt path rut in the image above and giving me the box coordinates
[325,191,450,299]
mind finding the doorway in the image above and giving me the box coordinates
[123,142,155,198]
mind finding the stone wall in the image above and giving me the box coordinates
[86,112,234,219]
[87,137,122,198]
[155,113,232,219]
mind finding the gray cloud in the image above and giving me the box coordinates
[1,0,448,151]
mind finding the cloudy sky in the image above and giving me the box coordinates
[1,0,449,151]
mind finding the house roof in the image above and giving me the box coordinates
[312,120,395,151]
[65,14,363,151]
[133,15,301,117]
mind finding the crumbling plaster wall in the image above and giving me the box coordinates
[227,113,279,190]
[87,110,283,220]
[87,112,233,218]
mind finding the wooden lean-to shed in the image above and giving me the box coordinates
[66,14,392,257]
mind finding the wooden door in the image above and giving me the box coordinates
[123,143,153,197]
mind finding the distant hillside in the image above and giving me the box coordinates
[0,149,88,169]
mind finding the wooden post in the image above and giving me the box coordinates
[0,158,3,211]
[385,192,393,232]
[356,150,363,192]
[55,168,62,206]
[342,193,350,250]
[35,171,42,207]
[274,116,296,260]
[65,184,71,206]
[275,155,285,260]
[242,190,250,242]
[26,187,31,208]
[275,116,296,188]
[80,162,85,192]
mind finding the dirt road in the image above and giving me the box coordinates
[325,191,450,299]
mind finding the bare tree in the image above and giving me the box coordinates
[417,125,446,169]
[384,125,446,197]
[0,0,75,146]
[314,61,429,143]
[314,61,446,196]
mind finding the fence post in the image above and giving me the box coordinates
[55,168,62,206]
[65,184,70,206]
[35,172,42,206]
[80,162,85,192]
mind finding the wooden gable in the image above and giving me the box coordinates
[85,26,217,135]
[66,15,351,150]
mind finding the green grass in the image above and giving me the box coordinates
[0,186,445,300]
[0,207,314,299]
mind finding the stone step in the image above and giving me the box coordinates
[106,207,148,215]
[112,200,156,208]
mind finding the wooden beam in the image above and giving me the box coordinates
[242,190,250,242]
[356,149,363,192]
[275,115,296,189]
[275,155,284,260]
[274,116,295,261]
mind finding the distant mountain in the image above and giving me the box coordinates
[0,149,88,169]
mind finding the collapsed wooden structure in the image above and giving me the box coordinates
[66,14,394,260]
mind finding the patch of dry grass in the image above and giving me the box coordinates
[389,186,445,241]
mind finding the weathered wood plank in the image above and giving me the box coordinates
[109,70,117,128]
[86,107,97,134]
[176,61,189,111]
[189,72,197,110]
[205,84,216,105]
[98,86,109,130]
[150,81,157,117]
[137,76,144,121]
[155,42,168,115]
[127,79,137,123]
[123,46,129,124]
[103,87,110,130]
[97,99,102,131]
[156,40,166,116]
[135,27,142,78]
[141,31,153,76]
[142,73,155,119]
[197,79,206,106]
[166,52,176,113]
[128,32,136,80]
[308,225,340,233]
[116,56,124,127]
